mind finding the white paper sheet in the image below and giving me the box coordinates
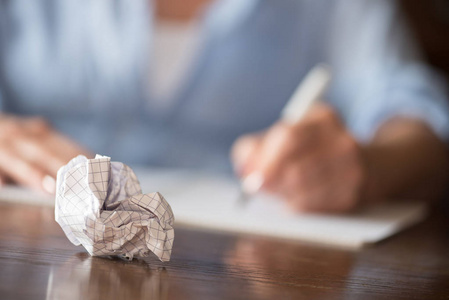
[55,155,174,261]
[0,168,426,249]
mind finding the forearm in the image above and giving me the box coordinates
[362,118,449,203]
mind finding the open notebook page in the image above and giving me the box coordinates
[0,168,427,249]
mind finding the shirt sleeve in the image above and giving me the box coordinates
[327,0,449,143]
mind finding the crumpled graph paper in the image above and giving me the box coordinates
[55,155,174,261]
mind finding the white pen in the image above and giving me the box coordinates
[239,64,332,205]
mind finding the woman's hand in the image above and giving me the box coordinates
[0,114,91,193]
[232,104,365,213]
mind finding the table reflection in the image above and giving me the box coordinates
[224,237,356,298]
[46,253,169,300]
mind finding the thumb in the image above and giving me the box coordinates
[231,133,263,177]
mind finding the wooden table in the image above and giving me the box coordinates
[0,202,448,300]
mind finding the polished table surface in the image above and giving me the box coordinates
[0,202,448,300]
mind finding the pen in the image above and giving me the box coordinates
[238,64,332,206]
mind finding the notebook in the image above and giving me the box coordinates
[0,168,427,249]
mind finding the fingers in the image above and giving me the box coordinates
[279,135,364,213]
[231,104,365,213]
[0,145,48,191]
[13,135,68,177]
[231,133,263,176]
[0,115,91,193]
[254,119,329,192]
[24,116,91,161]
[255,123,297,191]
[11,118,89,178]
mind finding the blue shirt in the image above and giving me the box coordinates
[1,0,448,171]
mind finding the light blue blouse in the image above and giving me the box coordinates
[0,0,448,171]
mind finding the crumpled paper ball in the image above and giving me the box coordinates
[55,155,175,261]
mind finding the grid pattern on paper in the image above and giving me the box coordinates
[55,155,175,262]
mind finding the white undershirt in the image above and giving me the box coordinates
[149,20,201,108]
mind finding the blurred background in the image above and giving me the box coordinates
[399,0,449,80]
[157,0,449,82]
[1,0,449,202]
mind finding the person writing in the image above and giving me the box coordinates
[0,0,448,213]
[232,102,449,213]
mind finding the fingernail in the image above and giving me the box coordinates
[42,175,56,194]
[241,172,264,195]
